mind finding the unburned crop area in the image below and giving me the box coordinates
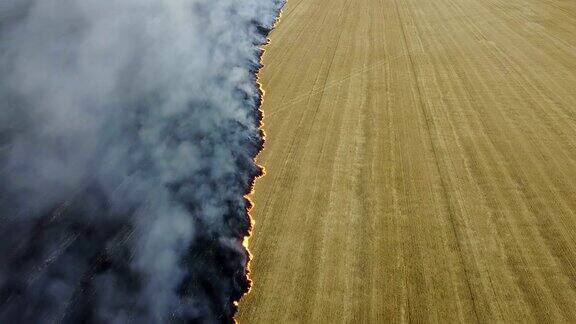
[239,0,576,322]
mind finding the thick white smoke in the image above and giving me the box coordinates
[0,0,282,322]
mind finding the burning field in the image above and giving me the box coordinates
[0,0,282,322]
[2,0,576,322]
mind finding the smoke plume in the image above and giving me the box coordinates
[0,0,282,322]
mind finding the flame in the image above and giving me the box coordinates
[234,4,286,323]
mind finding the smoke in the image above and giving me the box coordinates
[0,0,282,322]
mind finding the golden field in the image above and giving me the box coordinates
[239,0,576,321]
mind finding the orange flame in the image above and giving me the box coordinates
[234,5,285,324]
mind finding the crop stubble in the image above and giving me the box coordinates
[239,0,576,322]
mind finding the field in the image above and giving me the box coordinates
[238,0,576,321]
